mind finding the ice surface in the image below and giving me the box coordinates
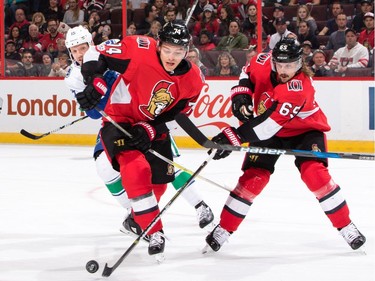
[0,144,374,281]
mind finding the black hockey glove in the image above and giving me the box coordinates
[210,127,243,160]
[231,86,253,123]
[126,122,156,152]
[76,75,107,111]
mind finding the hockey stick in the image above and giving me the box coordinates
[102,150,216,277]
[96,108,231,191]
[184,0,199,25]
[174,113,375,161]
[20,115,89,140]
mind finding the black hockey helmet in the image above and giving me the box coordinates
[158,22,190,48]
[272,38,302,63]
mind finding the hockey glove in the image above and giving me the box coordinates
[211,127,243,160]
[126,122,156,152]
[231,86,253,123]
[76,75,107,111]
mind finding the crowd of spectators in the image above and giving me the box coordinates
[2,0,374,77]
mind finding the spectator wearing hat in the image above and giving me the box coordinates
[297,20,319,49]
[301,41,314,65]
[193,4,219,37]
[268,17,291,49]
[310,49,332,77]
[216,20,249,52]
[192,0,215,23]
[351,0,374,33]
[4,40,22,76]
[329,28,369,74]
[197,30,216,51]
[325,13,349,51]
[358,12,374,50]
[266,6,289,35]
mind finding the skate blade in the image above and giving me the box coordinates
[119,228,150,243]
[202,244,213,254]
[154,253,165,264]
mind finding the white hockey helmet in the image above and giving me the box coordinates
[65,25,92,49]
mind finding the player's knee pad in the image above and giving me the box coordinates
[300,161,335,198]
[95,150,121,184]
[233,168,271,202]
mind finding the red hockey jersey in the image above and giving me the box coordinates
[91,36,204,124]
[240,52,331,139]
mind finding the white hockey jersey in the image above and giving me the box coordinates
[329,42,369,68]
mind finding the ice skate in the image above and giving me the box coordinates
[195,201,214,229]
[339,222,366,250]
[120,213,150,242]
[148,230,166,263]
[203,225,231,253]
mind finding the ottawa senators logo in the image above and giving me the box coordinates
[140,80,175,119]
[311,144,321,152]
[167,164,174,176]
[287,80,303,92]
[257,92,273,115]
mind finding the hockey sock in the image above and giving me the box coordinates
[106,177,131,209]
[172,170,201,207]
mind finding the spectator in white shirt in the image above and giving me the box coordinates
[269,17,291,50]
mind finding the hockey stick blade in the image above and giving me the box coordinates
[20,116,89,140]
[175,113,375,161]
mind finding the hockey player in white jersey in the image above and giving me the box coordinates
[64,26,214,233]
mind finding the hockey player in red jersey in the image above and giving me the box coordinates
[205,38,366,252]
[75,22,205,257]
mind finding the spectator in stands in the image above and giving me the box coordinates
[197,29,216,51]
[289,0,320,6]
[88,10,102,34]
[39,52,53,76]
[8,8,30,40]
[216,0,240,21]
[4,40,22,75]
[174,0,189,21]
[268,17,291,50]
[60,0,85,11]
[5,0,29,23]
[8,26,24,52]
[296,5,317,35]
[297,20,319,49]
[301,40,314,65]
[318,2,344,36]
[351,0,374,33]
[212,51,241,76]
[164,6,177,23]
[31,12,47,35]
[145,20,162,39]
[267,6,287,35]
[127,21,137,35]
[218,5,236,37]
[242,4,269,40]
[15,50,41,77]
[310,49,332,77]
[263,0,289,7]
[41,18,65,54]
[186,48,209,76]
[22,24,44,54]
[63,0,85,25]
[48,52,71,77]
[244,45,257,65]
[84,0,108,11]
[152,0,166,16]
[137,4,160,35]
[261,32,271,52]
[128,0,148,10]
[192,0,214,23]
[358,12,374,51]
[329,29,369,74]
[93,24,114,44]
[216,20,249,51]
[193,4,219,37]
[325,13,348,52]
[56,38,69,55]
[43,0,65,21]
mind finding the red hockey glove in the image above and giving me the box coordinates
[126,122,156,152]
[211,127,243,160]
[231,86,253,123]
[76,75,107,111]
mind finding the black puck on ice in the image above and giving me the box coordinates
[86,260,99,273]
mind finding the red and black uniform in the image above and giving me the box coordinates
[82,36,204,234]
[220,52,351,233]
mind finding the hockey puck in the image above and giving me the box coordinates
[86,260,99,273]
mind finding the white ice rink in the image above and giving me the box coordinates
[0,144,374,281]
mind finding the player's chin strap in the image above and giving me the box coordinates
[95,107,232,191]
